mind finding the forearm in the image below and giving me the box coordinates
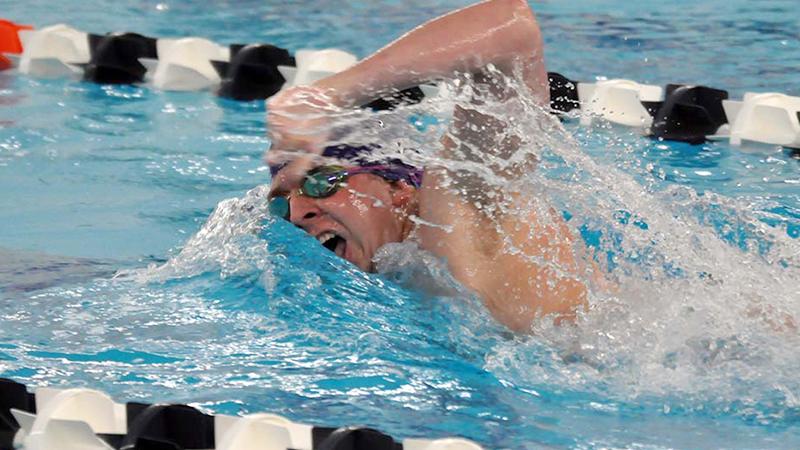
[316,0,547,107]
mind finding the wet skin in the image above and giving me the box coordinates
[269,169,416,272]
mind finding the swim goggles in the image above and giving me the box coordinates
[268,164,399,220]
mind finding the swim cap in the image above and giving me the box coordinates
[269,144,423,188]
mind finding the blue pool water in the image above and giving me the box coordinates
[1,1,799,449]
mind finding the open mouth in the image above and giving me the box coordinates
[317,231,347,258]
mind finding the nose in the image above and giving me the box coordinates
[288,193,321,227]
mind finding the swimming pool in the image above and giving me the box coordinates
[1,0,799,448]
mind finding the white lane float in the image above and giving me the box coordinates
[215,413,314,450]
[16,24,90,77]
[141,37,230,91]
[277,48,357,87]
[720,92,800,149]
[11,387,127,450]
[578,79,664,127]
[404,437,485,450]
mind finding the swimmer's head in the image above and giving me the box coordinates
[268,144,422,271]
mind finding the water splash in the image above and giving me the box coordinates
[280,67,800,423]
[117,184,273,283]
[111,66,799,428]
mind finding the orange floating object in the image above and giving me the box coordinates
[0,19,33,70]
[0,19,33,50]
[0,54,11,70]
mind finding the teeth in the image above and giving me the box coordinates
[317,232,335,244]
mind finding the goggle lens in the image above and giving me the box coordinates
[302,169,345,198]
[268,166,348,220]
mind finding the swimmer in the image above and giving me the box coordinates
[266,0,591,333]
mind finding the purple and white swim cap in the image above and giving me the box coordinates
[269,144,423,188]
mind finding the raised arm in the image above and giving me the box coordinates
[267,0,549,174]
[314,0,549,107]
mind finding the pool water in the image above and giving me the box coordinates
[1,1,799,449]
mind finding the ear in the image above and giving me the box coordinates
[389,181,417,208]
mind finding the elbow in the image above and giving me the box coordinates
[483,0,544,59]
[501,0,540,26]
[492,0,534,12]
[512,0,544,54]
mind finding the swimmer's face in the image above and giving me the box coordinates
[269,167,416,271]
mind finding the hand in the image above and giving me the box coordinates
[266,85,343,183]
